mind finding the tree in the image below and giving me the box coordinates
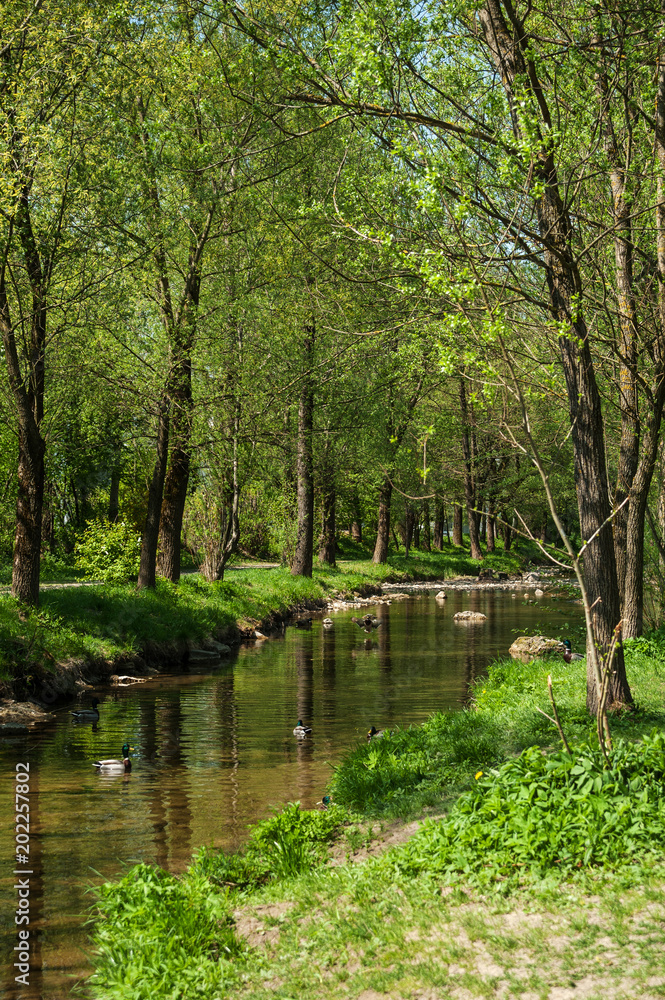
[0,1,106,604]
[224,0,647,708]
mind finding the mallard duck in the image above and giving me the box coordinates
[294,618,313,630]
[70,698,100,721]
[93,744,134,773]
[316,795,331,810]
[293,720,312,737]
[351,615,381,632]
[322,618,334,628]
[367,726,386,741]
[562,639,584,662]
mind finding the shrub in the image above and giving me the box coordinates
[74,519,141,583]
[393,733,665,886]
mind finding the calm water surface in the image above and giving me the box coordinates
[0,588,582,998]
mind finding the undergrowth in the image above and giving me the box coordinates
[390,734,665,889]
[89,863,242,998]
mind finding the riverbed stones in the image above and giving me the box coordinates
[509,635,565,662]
[453,611,488,622]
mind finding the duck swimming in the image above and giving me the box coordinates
[93,744,134,773]
[70,698,100,721]
[293,720,312,737]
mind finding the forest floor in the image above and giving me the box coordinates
[0,542,527,706]
[86,636,665,1000]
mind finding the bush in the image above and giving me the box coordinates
[393,733,665,886]
[74,519,141,583]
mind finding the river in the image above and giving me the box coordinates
[0,584,582,999]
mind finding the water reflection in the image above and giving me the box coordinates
[0,589,582,998]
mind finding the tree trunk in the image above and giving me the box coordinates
[372,375,425,564]
[422,500,431,551]
[291,329,315,577]
[206,400,242,582]
[351,520,362,543]
[433,502,444,549]
[404,503,414,557]
[501,509,512,551]
[486,508,495,553]
[467,508,483,560]
[452,503,463,545]
[659,447,665,581]
[138,399,170,589]
[479,0,631,712]
[623,41,665,633]
[134,95,214,587]
[372,476,392,563]
[13,429,45,605]
[459,376,483,560]
[622,380,665,636]
[0,196,47,606]
[318,453,336,566]
[596,53,641,611]
[157,352,193,583]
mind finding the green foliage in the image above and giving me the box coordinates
[194,801,347,889]
[74,520,141,584]
[243,485,298,563]
[89,862,241,999]
[393,735,665,887]
[0,599,92,678]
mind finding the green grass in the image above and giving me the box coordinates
[86,637,665,1000]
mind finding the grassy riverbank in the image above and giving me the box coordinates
[0,543,523,691]
[87,636,665,1000]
